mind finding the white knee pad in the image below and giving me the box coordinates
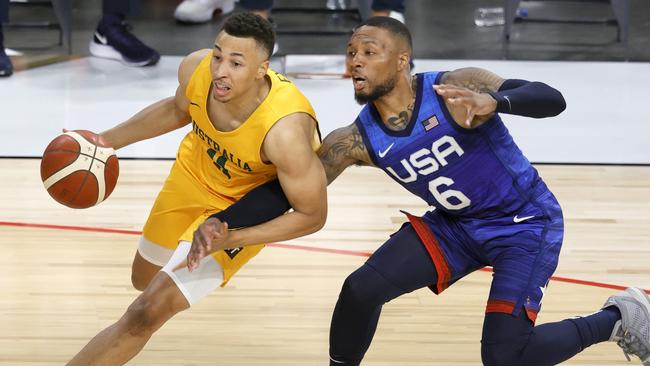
[161,241,224,306]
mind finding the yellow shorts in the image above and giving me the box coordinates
[140,161,264,285]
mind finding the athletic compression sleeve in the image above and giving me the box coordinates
[487,79,566,118]
[209,179,290,229]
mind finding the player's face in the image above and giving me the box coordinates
[210,32,269,103]
[346,26,399,105]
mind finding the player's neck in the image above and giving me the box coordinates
[222,76,271,122]
[373,75,416,131]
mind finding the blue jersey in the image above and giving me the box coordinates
[355,71,546,219]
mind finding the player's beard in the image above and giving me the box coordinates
[354,75,397,105]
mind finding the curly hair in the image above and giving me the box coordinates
[222,12,275,59]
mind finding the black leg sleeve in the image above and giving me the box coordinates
[330,224,438,365]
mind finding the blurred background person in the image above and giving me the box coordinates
[89,0,160,66]
[0,0,13,76]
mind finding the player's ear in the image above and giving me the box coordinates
[397,52,410,72]
[257,59,270,79]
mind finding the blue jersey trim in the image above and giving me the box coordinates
[354,117,380,166]
[367,73,425,137]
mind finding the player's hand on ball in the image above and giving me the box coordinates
[187,217,229,271]
[63,128,113,148]
[433,84,497,128]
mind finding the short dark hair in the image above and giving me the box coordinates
[222,12,275,59]
[355,16,412,54]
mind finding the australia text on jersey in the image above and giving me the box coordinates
[192,121,253,179]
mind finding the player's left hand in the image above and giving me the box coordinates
[434,84,497,128]
[187,217,230,272]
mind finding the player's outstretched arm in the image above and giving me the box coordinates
[98,49,209,149]
[318,122,372,184]
[187,113,328,268]
[211,122,370,227]
[185,121,373,269]
[435,67,566,128]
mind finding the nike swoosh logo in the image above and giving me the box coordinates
[95,32,108,45]
[513,215,535,223]
[378,143,394,158]
[504,95,512,112]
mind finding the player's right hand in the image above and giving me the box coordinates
[62,128,113,148]
[433,84,496,128]
[187,217,229,271]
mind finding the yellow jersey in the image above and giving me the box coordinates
[177,52,319,204]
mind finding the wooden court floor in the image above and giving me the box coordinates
[1,158,649,365]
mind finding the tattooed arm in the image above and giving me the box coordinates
[435,67,566,128]
[439,67,505,94]
[318,122,374,184]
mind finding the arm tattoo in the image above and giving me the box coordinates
[318,124,372,184]
[440,67,504,93]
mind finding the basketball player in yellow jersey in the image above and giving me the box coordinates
[67,13,326,365]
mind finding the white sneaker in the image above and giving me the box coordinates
[603,287,650,365]
[174,0,235,24]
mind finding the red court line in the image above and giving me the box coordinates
[0,221,142,235]
[0,221,372,257]
[477,268,633,292]
[1,221,645,293]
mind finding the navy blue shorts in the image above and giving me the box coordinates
[404,189,564,323]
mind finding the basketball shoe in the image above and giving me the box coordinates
[603,287,650,365]
[174,0,235,24]
[89,15,160,67]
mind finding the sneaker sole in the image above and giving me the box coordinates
[89,41,159,67]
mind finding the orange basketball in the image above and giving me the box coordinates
[40,130,119,209]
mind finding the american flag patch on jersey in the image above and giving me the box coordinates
[422,115,439,131]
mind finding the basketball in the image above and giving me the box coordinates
[40,130,119,209]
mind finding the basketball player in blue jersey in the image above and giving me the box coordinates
[188,17,650,366]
